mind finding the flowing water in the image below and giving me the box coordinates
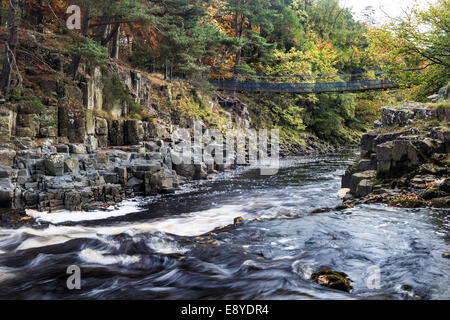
[0,151,449,300]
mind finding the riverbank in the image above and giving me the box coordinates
[0,135,343,229]
[0,152,448,299]
[339,86,449,209]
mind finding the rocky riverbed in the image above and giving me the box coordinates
[340,87,450,209]
[0,131,338,230]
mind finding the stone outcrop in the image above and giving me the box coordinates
[0,131,255,211]
[341,95,450,208]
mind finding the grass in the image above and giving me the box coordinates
[426,100,450,109]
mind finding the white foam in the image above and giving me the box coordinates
[6,203,247,252]
[26,200,144,224]
[0,267,15,282]
[79,248,140,265]
[147,237,189,254]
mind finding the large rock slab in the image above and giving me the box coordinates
[109,120,125,146]
[0,149,16,167]
[95,117,108,136]
[64,157,80,174]
[0,165,18,179]
[125,120,144,145]
[350,170,376,194]
[149,169,175,193]
[44,154,65,176]
[0,178,14,207]
[355,179,373,197]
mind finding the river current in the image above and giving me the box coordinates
[0,151,449,299]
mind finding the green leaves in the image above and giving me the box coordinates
[370,0,450,100]
[66,38,108,66]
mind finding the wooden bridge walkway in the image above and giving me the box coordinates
[209,79,398,94]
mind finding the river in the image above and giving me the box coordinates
[0,150,449,299]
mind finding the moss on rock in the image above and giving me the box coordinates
[311,268,353,293]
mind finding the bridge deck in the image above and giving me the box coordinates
[209,79,398,93]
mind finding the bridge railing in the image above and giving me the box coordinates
[209,79,398,93]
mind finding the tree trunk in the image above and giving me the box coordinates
[232,12,243,83]
[232,48,242,82]
[69,7,90,79]
[101,23,120,46]
[0,0,20,95]
[111,25,120,59]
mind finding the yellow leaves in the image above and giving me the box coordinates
[257,48,311,79]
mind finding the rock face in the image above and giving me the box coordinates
[0,178,14,208]
[0,132,254,212]
[125,120,145,145]
[44,154,65,176]
[0,149,16,167]
[342,93,450,208]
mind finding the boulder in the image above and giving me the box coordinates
[56,145,70,154]
[0,178,14,207]
[125,120,144,145]
[341,169,353,189]
[350,170,376,194]
[44,154,65,176]
[0,166,18,179]
[64,191,82,211]
[96,152,110,164]
[337,188,351,199]
[39,126,57,138]
[376,141,394,160]
[311,269,353,293]
[69,144,86,154]
[104,173,119,184]
[150,169,175,193]
[127,177,143,191]
[437,178,450,193]
[132,162,161,174]
[431,197,450,208]
[174,163,195,179]
[0,149,16,167]
[109,120,125,146]
[145,141,161,152]
[97,135,108,148]
[194,163,208,180]
[64,157,79,174]
[355,179,373,197]
[380,106,415,127]
[116,167,127,185]
[360,132,378,157]
[95,117,108,135]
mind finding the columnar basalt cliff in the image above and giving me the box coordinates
[340,87,450,208]
[0,30,255,216]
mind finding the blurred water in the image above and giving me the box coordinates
[0,151,448,300]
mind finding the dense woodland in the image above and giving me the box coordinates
[0,0,448,145]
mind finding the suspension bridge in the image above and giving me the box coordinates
[208,69,400,94]
[210,79,398,94]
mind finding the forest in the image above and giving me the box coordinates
[0,0,448,145]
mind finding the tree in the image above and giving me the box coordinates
[370,0,450,99]
[0,0,20,95]
[221,0,278,81]
[392,0,450,68]
[67,0,154,78]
